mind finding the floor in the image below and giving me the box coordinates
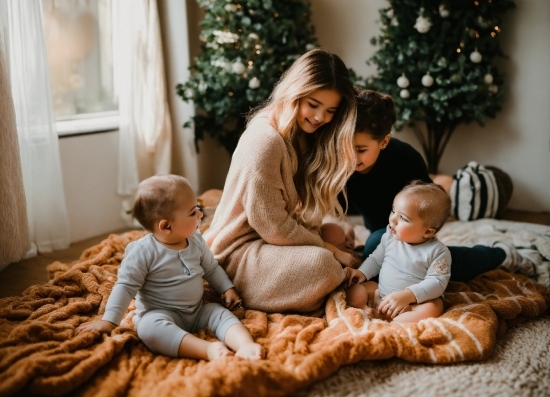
[1,209,549,299]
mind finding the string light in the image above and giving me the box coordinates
[248,61,253,66]
[457,48,461,53]
[490,32,496,38]
[228,92,234,96]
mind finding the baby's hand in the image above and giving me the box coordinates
[378,289,416,319]
[343,268,366,287]
[222,288,243,310]
[75,320,116,336]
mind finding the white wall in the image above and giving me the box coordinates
[59,131,127,243]
[310,0,550,211]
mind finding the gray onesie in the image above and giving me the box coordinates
[102,232,240,357]
[358,227,451,303]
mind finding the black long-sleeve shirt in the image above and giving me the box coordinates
[344,138,432,232]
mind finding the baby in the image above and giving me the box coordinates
[346,180,452,323]
[75,174,264,361]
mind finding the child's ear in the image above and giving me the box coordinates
[423,228,436,239]
[381,134,391,147]
[158,219,172,234]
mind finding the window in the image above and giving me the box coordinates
[41,0,118,135]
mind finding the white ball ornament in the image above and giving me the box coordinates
[224,3,237,12]
[232,61,246,75]
[421,73,434,87]
[397,74,410,88]
[415,16,432,33]
[484,73,494,84]
[439,5,450,18]
[198,81,208,92]
[248,77,260,89]
[400,89,410,99]
[184,88,194,99]
[470,49,482,63]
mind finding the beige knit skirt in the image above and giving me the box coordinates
[223,240,346,313]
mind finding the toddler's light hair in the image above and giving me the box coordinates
[133,174,193,231]
[400,180,451,231]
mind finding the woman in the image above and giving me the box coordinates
[204,49,357,313]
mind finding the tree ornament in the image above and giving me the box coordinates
[247,33,259,41]
[421,73,434,87]
[397,74,410,88]
[439,5,449,18]
[184,88,194,99]
[386,9,394,18]
[400,89,410,99]
[488,84,499,94]
[470,49,482,63]
[232,61,246,74]
[415,16,432,33]
[484,73,494,84]
[248,77,260,89]
[198,81,208,92]
[224,3,237,12]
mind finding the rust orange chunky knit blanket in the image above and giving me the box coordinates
[0,230,548,397]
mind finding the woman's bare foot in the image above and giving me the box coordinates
[207,341,234,360]
[235,342,265,360]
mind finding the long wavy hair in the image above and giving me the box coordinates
[248,48,357,228]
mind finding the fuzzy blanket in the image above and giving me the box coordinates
[1,225,549,397]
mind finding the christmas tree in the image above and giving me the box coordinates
[177,0,317,153]
[364,0,515,173]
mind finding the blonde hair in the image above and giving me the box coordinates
[400,180,451,231]
[133,174,193,231]
[248,49,357,227]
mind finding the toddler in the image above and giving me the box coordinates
[75,174,264,361]
[346,180,452,323]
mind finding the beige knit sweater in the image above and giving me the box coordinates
[204,117,345,313]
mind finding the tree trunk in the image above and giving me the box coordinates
[412,122,456,174]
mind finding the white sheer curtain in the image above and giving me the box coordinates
[2,0,70,256]
[114,0,172,221]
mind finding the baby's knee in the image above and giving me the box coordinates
[137,312,185,357]
[346,283,368,308]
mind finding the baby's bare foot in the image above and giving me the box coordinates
[235,342,264,360]
[207,341,234,361]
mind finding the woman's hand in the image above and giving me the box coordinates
[334,249,360,268]
[75,320,116,336]
[378,289,416,319]
[222,288,243,310]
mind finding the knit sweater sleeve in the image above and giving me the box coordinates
[238,119,324,247]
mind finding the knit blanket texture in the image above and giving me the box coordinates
[1,223,549,397]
